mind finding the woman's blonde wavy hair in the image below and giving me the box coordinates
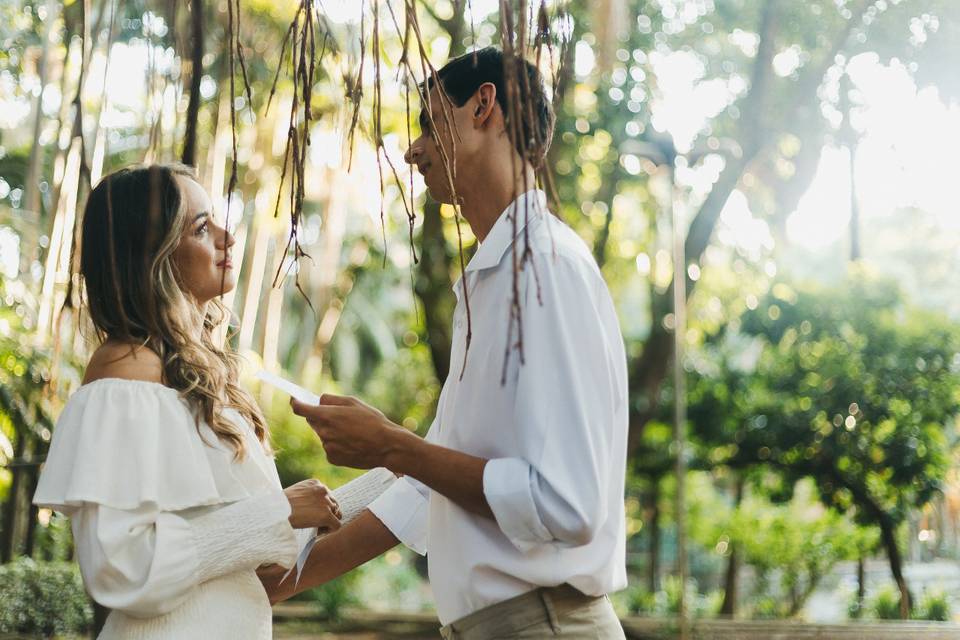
[80,163,266,459]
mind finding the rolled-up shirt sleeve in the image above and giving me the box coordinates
[72,491,298,618]
[367,476,430,555]
[367,414,444,555]
[483,255,621,552]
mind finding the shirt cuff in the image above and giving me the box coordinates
[483,458,553,553]
[367,477,428,555]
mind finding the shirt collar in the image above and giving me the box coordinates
[463,189,548,276]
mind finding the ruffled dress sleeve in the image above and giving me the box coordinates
[33,379,298,618]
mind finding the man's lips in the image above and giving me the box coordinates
[418,163,431,177]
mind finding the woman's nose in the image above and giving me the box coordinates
[217,227,236,249]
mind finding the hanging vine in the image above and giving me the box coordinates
[226,0,572,378]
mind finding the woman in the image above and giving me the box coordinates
[33,164,339,639]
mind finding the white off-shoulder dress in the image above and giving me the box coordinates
[33,378,300,639]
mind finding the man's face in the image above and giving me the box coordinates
[404,87,481,204]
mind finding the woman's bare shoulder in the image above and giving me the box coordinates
[83,340,164,385]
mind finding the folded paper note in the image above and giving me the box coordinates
[255,369,320,405]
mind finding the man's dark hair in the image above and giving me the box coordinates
[423,47,555,168]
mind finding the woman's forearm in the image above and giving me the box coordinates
[260,510,399,604]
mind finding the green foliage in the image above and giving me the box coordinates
[624,576,722,619]
[914,587,952,622]
[301,572,362,621]
[853,584,952,621]
[685,472,874,618]
[847,587,866,620]
[688,275,960,574]
[28,510,74,563]
[0,557,92,635]
[867,584,904,620]
[358,343,440,436]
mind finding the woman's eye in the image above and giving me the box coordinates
[196,221,209,236]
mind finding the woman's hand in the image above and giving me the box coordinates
[284,479,342,531]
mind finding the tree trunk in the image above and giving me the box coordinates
[0,434,27,562]
[24,466,41,558]
[856,555,866,616]
[23,0,60,217]
[592,163,623,268]
[644,480,661,593]
[719,476,745,617]
[415,198,455,381]
[628,306,672,453]
[848,140,861,261]
[787,568,822,617]
[878,515,912,618]
[181,0,204,166]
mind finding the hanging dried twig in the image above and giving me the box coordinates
[229,0,570,379]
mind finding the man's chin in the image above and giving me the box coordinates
[425,185,455,205]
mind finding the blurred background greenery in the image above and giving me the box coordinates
[2,0,960,636]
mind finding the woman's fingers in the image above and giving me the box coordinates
[327,495,342,519]
[318,508,342,533]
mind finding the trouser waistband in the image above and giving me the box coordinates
[439,584,603,640]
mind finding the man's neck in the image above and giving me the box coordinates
[456,161,537,243]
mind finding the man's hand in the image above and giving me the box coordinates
[290,394,418,469]
[292,393,494,520]
[256,563,294,605]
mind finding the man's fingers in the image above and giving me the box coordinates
[290,397,314,416]
[290,401,355,425]
[318,393,355,406]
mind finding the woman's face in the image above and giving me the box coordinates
[171,175,237,304]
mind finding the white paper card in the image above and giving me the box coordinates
[255,369,320,405]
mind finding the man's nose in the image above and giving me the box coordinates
[404,139,422,165]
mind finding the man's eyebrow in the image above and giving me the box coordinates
[418,109,429,129]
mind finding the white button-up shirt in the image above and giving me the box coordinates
[368,190,628,624]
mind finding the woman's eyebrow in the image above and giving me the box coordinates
[192,211,209,224]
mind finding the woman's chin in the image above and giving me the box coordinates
[196,274,237,301]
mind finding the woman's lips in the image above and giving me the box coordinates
[217,260,233,269]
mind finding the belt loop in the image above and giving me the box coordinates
[539,588,562,635]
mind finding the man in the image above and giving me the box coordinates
[283,47,629,638]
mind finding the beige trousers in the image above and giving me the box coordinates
[438,584,626,640]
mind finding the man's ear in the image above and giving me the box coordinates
[472,82,498,127]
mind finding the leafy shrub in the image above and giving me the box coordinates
[624,585,657,615]
[298,572,361,621]
[749,595,782,620]
[624,577,722,619]
[846,591,865,620]
[914,588,951,622]
[868,584,903,620]
[0,557,92,635]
